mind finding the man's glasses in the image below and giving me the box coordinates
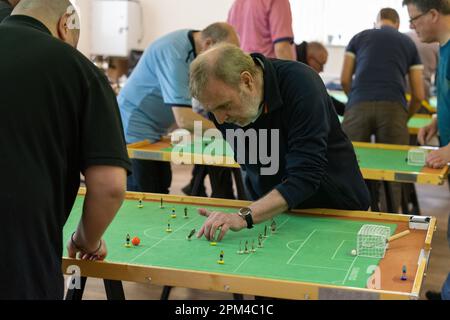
[409,11,430,25]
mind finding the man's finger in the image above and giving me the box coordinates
[197,224,206,239]
[217,224,230,242]
[210,221,223,241]
[198,208,211,217]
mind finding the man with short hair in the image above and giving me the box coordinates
[403,0,450,300]
[0,0,19,22]
[228,0,296,60]
[0,0,131,299]
[296,41,346,115]
[189,44,370,242]
[118,23,239,198]
[341,8,425,213]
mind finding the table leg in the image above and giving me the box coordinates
[160,286,172,300]
[367,180,380,212]
[190,165,208,196]
[383,181,395,213]
[65,276,87,301]
[103,279,125,300]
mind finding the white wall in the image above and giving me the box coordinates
[75,0,235,57]
[73,0,346,80]
[137,0,235,50]
[323,45,346,82]
[72,0,91,57]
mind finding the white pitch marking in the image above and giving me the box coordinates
[331,240,346,260]
[287,230,317,265]
[131,215,202,263]
[233,216,291,274]
[342,256,358,285]
[286,240,306,252]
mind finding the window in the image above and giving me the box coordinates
[290,0,411,46]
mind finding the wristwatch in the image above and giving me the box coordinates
[238,207,254,229]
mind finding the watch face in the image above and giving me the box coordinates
[240,207,251,216]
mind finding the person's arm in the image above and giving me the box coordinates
[197,189,288,241]
[68,166,127,259]
[418,115,438,145]
[408,67,425,118]
[270,0,295,61]
[426,143,450,169]
[172,106,216,132]
[274,41,295,61]
[341,53,355,95]
[197,72,331,242]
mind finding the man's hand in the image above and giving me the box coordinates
[197,208,247,241]
[426,145,450,169]
[66,234,107,261]
[418,119,438,145]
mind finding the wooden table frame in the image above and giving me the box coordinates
[128,140,449,186]
[63,189,436,300]
[353,142,448,185]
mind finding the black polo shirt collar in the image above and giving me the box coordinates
[2,14,51,36]
[250,53,284,114]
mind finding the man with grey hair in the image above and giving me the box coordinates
[0,0,20,22]
[0,0,131,299]
[118,23,239,199]
[189,44,370,242]
[403,0,450,301]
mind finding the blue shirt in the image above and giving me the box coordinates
[212,54,370,211]
[437,40,450,146]
[346,26,422,109]
[118,29,196,143]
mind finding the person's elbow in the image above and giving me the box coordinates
[274,41,295,61]
[85,166,127,201]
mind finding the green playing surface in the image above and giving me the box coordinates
[64,197,397,289]
[354,147,423,173]
[330,91,437,109]
[162,137,424,173]
[337,115,432,131]
[162,138,235,157]
[407,117,433,130]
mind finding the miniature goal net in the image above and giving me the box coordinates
[357,225,391,258]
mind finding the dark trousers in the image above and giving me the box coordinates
[187,165,236,199]
[342,101,409,212]
[127,159,172,194]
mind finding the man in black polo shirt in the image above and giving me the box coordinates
[189,44,370,241]
[0,0,19,22]
[0,0,131,299]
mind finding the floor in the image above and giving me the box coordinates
[66,164,450,300]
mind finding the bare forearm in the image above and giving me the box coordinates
[408,98,422,118]
[75,167,126,250]
[249,189,289,225]
[173,107,216,132]
[274,41,295,61]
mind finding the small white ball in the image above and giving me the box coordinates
[351,249,357,256]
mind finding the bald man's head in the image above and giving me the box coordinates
[13,0,80,47]
[306,42,328,73]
